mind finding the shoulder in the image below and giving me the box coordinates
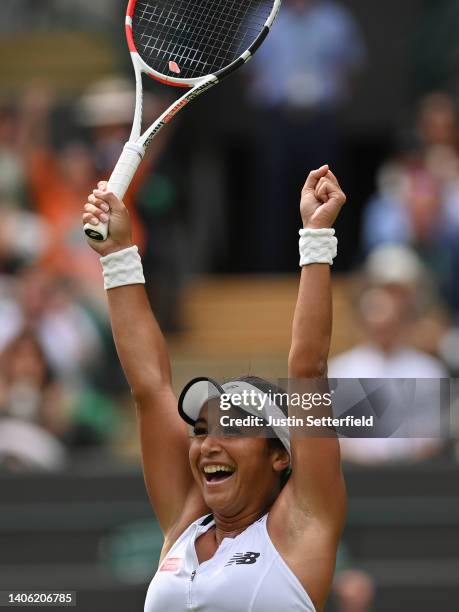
[161,488,210,559]
[161,511,211,562]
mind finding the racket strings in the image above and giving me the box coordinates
[136,0,261,69]
[133,0,274,79]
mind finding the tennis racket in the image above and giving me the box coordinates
[84,0,282,241]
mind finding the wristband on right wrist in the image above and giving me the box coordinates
[100,245,145,290]
[299,228,338,266]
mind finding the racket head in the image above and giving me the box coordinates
[126,0,281,87]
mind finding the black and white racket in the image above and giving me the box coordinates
[84,0,282,241]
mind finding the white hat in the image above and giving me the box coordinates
[77,77,136,127]
[365,245,424,286]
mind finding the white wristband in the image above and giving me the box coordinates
[299,228,338,266]
[100,246,145,290]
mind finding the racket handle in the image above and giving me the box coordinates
[84,143,145,241]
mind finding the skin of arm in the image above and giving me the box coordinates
[268,166,347,610]
[83,183,207,534]
[288,165,345,379]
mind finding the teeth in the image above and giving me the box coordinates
[203,465,235,474]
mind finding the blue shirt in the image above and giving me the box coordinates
[248,0,366,110]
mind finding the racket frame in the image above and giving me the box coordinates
[84,0,281,241]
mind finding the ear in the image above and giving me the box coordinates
[271,447,290,474]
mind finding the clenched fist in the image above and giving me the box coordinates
[300,165,347,230]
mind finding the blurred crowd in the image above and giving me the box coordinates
[331,91,459,466]
[0,59,199,467]
[0,84,135,471]
[0,0,457,470]
[1,1,459,609]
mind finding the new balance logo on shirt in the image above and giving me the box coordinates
[225,552,261,566]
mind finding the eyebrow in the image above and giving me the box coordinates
[194,418,207,426]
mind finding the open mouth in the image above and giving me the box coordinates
[202,464,236,485]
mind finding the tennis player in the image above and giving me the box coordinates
[83,164,347,611]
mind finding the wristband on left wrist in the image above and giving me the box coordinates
[298,228,337,267]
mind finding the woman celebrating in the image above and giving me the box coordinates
[83,164,347,611]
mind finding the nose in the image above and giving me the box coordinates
[200,432,224,456]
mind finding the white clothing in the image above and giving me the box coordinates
[329,344,446,464]
[145,513,315,612]
[0,418,66,470]
[328,344,446,379]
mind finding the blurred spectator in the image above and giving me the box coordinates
[329,245,446,464]
[332,569,375,612]
[0,329,68,471]
[77,78,141,178]
[417,92,459,149]
[330,245,445,378]
[0,101,50,271]
[27,139,103,284]
[0,266,102,381]
[362,92,459,315]
[15,87,106,298]
[247,0,366,271]
[0,321,122,463]
[0,207,49,270]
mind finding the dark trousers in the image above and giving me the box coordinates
[251,107,341,272]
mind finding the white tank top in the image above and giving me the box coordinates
[144,513,316,611]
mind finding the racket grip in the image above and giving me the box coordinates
[84,143,144,241]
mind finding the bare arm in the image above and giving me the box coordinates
[268,167,347,609]
[287,165,347,525]
[289,263,332,380]
[83,184,205,533]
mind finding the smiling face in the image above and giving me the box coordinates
[188,401,290,517]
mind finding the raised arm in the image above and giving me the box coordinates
[287,165,346,524]
[83,184,205,533]
[288,165,341,379]
[270,167,347,609]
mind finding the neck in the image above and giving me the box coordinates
[211,506,269,545]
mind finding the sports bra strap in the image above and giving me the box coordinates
[200,514,214,526]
